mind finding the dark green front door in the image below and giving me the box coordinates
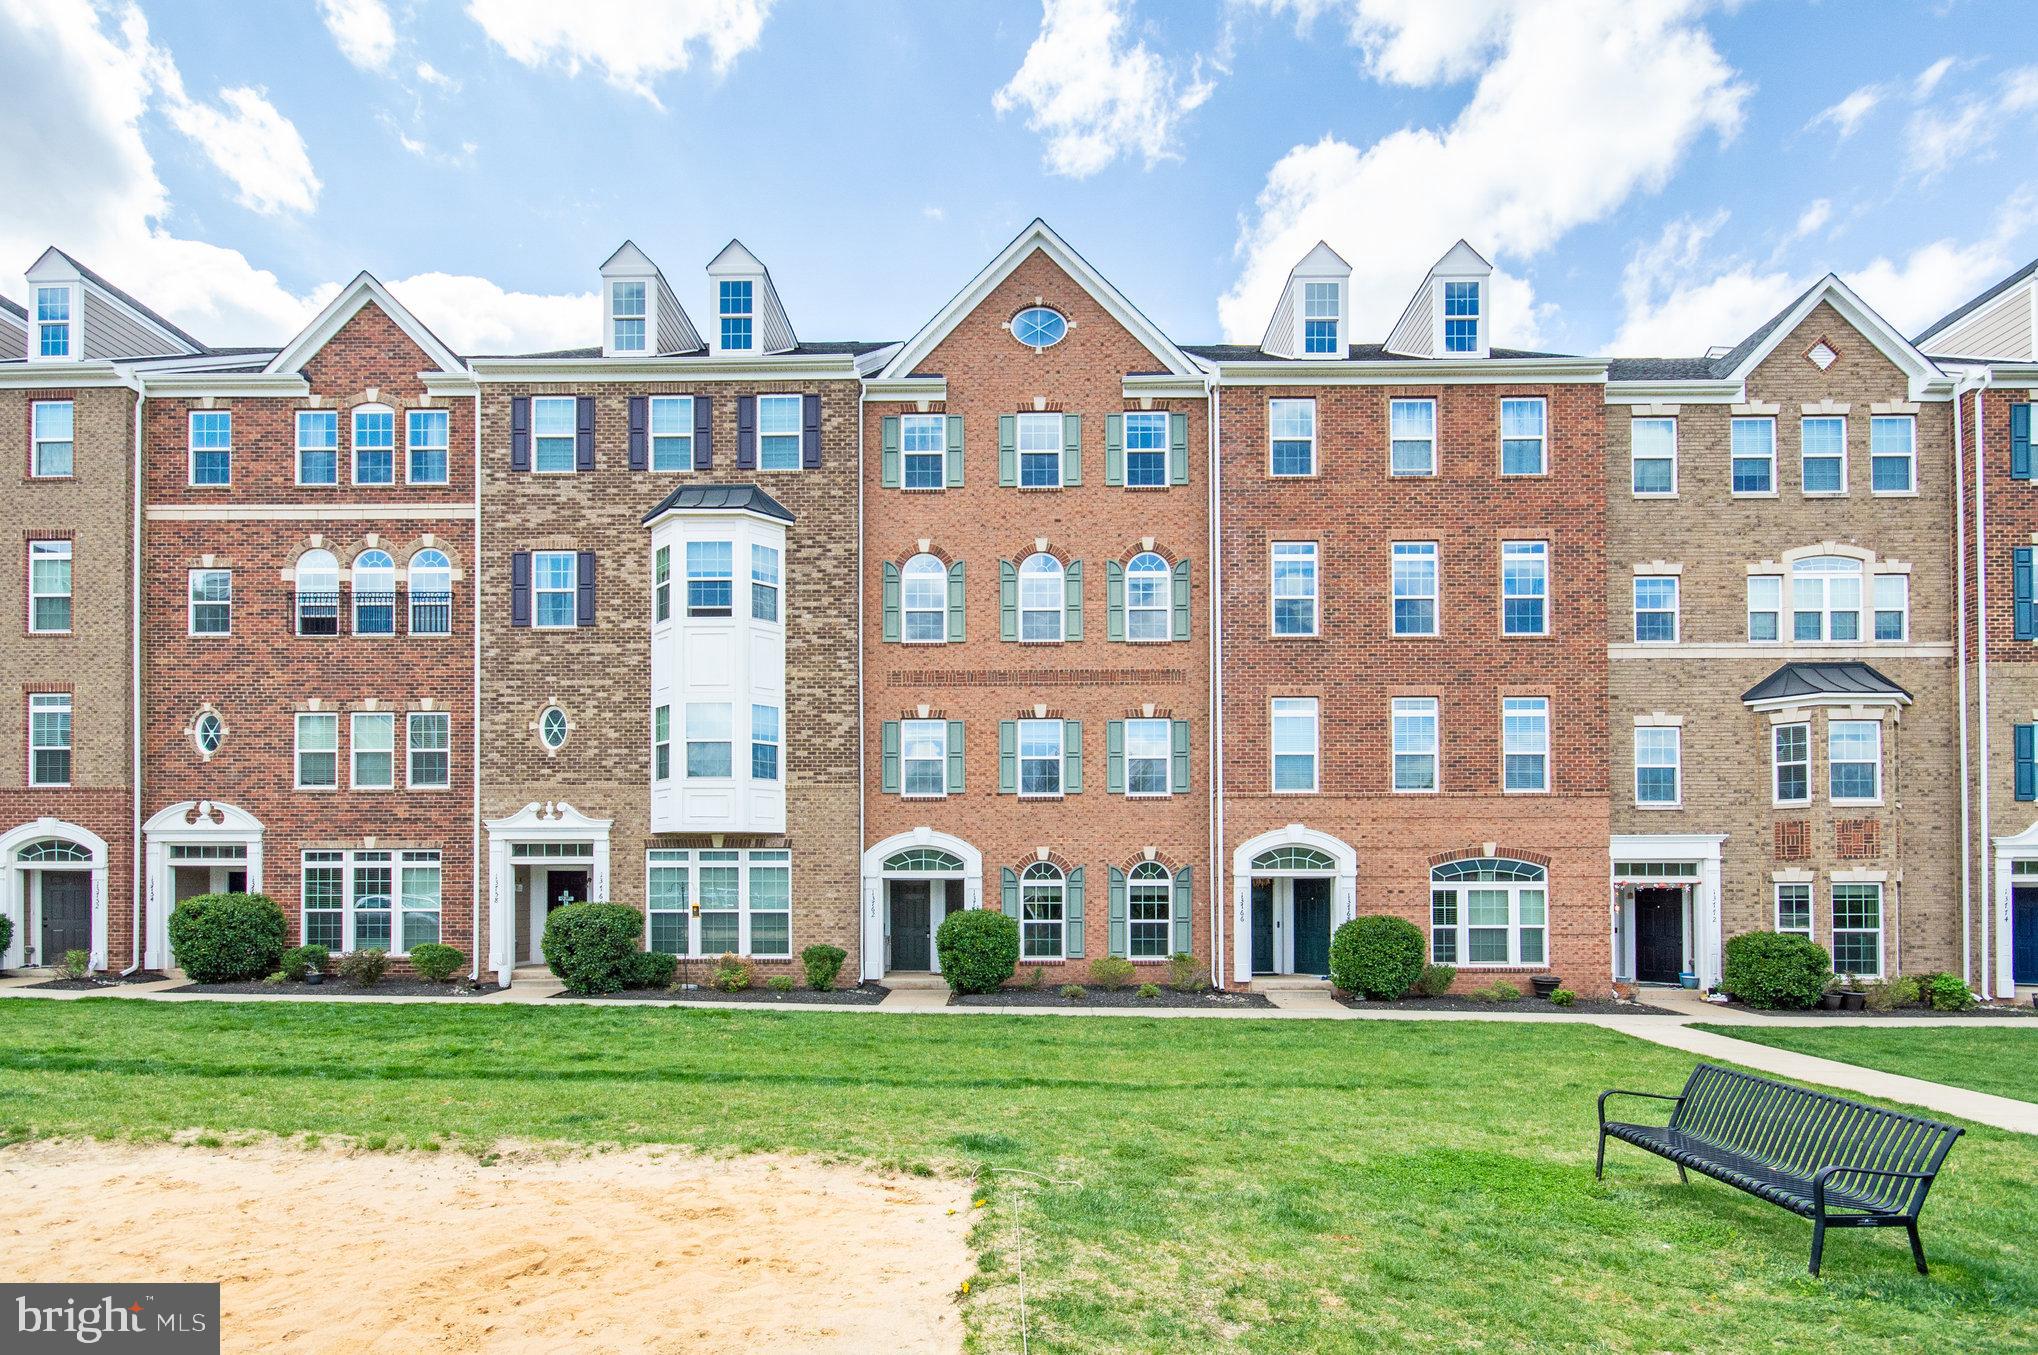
[1291,878,1331,977]
[890,881,932,971]
[1250,879,1275,974]
[40,872,91,962]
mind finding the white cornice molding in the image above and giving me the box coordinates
[147,504,477,521]
[1209,357,1606,386]
[862,376,949,404]
[467,355,864,382]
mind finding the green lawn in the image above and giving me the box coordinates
[1693,1024,2038,1106]
[1,1001,2031,1353]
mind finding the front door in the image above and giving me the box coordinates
[1291,878,1331,977]
[1634,887,1684,984]
[889,881,932,971]
[39,873,91,962]
[2014,886,2038,986]
[1250,879,1276,974]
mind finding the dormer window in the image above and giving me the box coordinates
[35,286,71,358]
[1303,282,1340,355]
[720,280,754,351]
[1443,281,1481,354]
[611,281,647,353]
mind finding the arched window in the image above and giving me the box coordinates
[296,549,339,636]
[1790,555,1863,642]
[1019,553,1064,643]
[1251,845,1335,873]
[1020,861,1065,960]
[902,554,948,643]
[1428,858,1547,968]
[1125,552,1170,642]
[193,710,224,757]
[16,838,91,864]
[539,706,569,752]
[353,550,395,635]
[883,847,964,873]
[409,548,452,635]
[1127,860,1171,958]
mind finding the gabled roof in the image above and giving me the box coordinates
[878,218,1200,381]
[1185,342,1571,363]
[28,246,209,354]
[0,294,24,321]
[1741,661,1911,709]
[265,272,466,375]
[705,238,798,354]
[641,483,794,526]
[1385,239,1493,358]
[1914,256,2036,347]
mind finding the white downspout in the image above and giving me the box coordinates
[123,375,145,975]
[855,379,868,978]
[470,384,484,985]
[1973,374,1995,997]
[1207,376,1225,988]
[1952,371,1974,989]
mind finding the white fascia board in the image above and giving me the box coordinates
[1209,357,1606,386]
[0,361,130,390]
[422,370,480,396]
[1724,275,1946,401]
[862,376,948,403]
[1744,691,1910,715]
[266,273,467,376]
[467,355,861,382]
[1123,373,1210,400]
[1604,380,1744,405]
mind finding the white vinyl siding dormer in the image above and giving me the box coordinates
[1385,240,1494,359]
[705,239,797,356]
[1257,241,1351,360]
[31,282,78,361]
[597,240,702,357]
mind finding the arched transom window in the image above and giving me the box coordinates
[1125,552,1170,642]
[1019,554,1064,642]
[353,550,395,635]
[1127,860,1171,958]
[1429,858,1546,968]
[410,549,452,635]
[902,554,947,644]
[1020,861,1065,960]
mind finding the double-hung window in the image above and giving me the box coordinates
[409,550,452,634]
[1018,553,1064,642]
[1828,720,1881,803]
[758,394,802,470]
[1018,719,1064,796]
[1389,398,1435,476]
[685,541,732,617]
[650,396,693,470]
[351,550,395,635]
[1017,412,1062,487]
[653,705,672,780]
[28,540,71,633]
[1775,883,1812,939]
[652,547,671,623]
[647,849,791,958]
[1392,542,1438,636]
[188,568,232,635]
[1272,697,1319,792]
[407,409,449,484]
[1635,727,1681,805]
[752,704,780,780]
[1869,415,1915,493]
[719,280,754,350]
[1801,416,1847,494]
[1430,858,1546,966]
[349,853,394,951]
[1124,718,1170,797]
[1021,863,1066,960]
[1501,541,1547,635]
[1631,417,1675,495]
[398,851,442,950]
[611,280,646,352]
[1832,884,1883,976]
[901,413,945,489]
[295,712,338,788]
[1128,862,1172,958]
[901,554,947,642]
[1125,552,1170,641]
[31,401,74,478]
[901,720,948,797]
[1500,398,1546,475]
[189,411,232,485]
[1271,542,1318,636]
[296,410,338,485]
[751,544,780,622]
[1503,697,1548,792]
[686,703,734,778]
[531,396,577,473]
[1442,281,1480,353]
[353,407,395,484]
[35,285,71,357]
[1873,574,1908,641]
[28,693,71,786]
[1747,576,1782,642]
[351,712,395,789]
[407,712,450,788]
[1632,575,1678,643]
[1269,399,1315,476]
[1302,281,1339,354]
[1791,556,1862,641]
[1773,723,1810,805]
[1391,697,1439,792]
[1124,411,1167,487]
[533,551,577,629]
[1731,417,1776,494]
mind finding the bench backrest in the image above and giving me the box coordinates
[1669,1064,1961,1214]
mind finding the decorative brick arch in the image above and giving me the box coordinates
[1117,540,1182,566]
[1426,845,1553,870]
[1010,850,1077,877]
[1117,847,1185,874]
[1005,539,1071,566]
[892,542,956,567]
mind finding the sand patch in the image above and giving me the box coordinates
[0,1139,974,1354]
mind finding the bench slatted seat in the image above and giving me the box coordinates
[1597,1063,1963,1275]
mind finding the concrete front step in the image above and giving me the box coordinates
[881,972,950,991]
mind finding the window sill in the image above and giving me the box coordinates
[1017,793,1067,802]
[1269,787,1319,796]
[1869,490,1919,498]
[1730,490,1779,499]
[901,793,949,802]
[1502,788,1550,796]
[1123,483,1174,492]
[1270,632,1321,641]
[25,631,73,638]
[24,475,77,483]
[1630,492,1679,500]
[1633,802,1684,811]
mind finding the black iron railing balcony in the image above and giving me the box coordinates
[352,591,398,636]
[408,591,452,635]
[295,590,340,636]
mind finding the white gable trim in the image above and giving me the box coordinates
[266,272,466,376]
[1726,274,1945,400]
[879,219,1199,380]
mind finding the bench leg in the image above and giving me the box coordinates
[1906,1221,1928,1276]
[1809,1216,1826,1277]
[1594,1131,1606,1181]
[1676,1163,1688,1186]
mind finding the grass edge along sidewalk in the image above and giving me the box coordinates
[1691,1022,2038,1106]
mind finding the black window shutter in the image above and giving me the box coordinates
[510,551,531,627]
[736,395,757,470]
[576,551,597,626]
[628,396,648,471]
[575,396,595,472]
[694,396,713,469]
[802,393,822,468]
[509,397,530,472]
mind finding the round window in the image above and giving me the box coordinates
[539,706,569,751]
[1012,306,1067,349]
[194,711,224,756]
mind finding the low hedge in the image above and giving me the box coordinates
[542,902,651,995]
[168,892,287,983]
[408,942,464,983]
[1329,915,1426,999]
[936,908,1019,994]
[800,943,847,992]
[1722,930,1831,1009]
[280,944,329,982]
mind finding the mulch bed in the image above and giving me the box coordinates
[953,985,1273,1009]
[1337,994,1677,1016]
[171,980,503,997]
[19,972,172,991]
[553,983,890,1005]
[1718,1003,2037,1020]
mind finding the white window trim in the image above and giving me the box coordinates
[1730,416,1778,498]
[27,692,72,787]
[900,412,947,491]
[683,702,736,781]
[530,395,579,475]
[610,279,648,354]
[1868,414,1917,497]
[1122,410,1170,489]
[1270,540,1319,638]
[900,718,949,800]
[406,711,451,790]
[405,408,451,486]
[649,394,695,472]
[1019,863,1067,962]
[1632,575,1680,645]
[756,393,804,473]
[1124,553,1172,644]
[1391,541,1439,638]
[30,399,74,478]
[1872,572,1910,643]
[1017,553,1065,644]
[1391,696,1440,794]
[1430,873,1549,968]
[351,404,398,487]
[32,283,75,361]
[351,550,397,637]
[1016,718,1066,800]
[901,554,948,646]
[1389,397,1436,477]
[27,539,72,635]
[295,712,338,790]
[1499,397,1547,477]
[1789,557,1867,644]
[186,568,232,637]
[1268,398,1317,478]
[1123,717,1172,799]
[1630,416,1677,498]
[1501,696,1549,795]
[1772,721,1811,807]
[301,848,443,957]
[1830,881,1885,978]
[1747,575,1783,644]
[718,280,756,353]
[1634,726,1682,808]
[294,409,338,487]
[1501,540,1550,637]
[187,410,232,487]
[350,712,396,791]
[645,848,795,959]
[532,550,578,631]
[1800,415,1849,497]
[1016,410,1065,489]
[1773,881,1813,939]
[1270,696,1320,794]
[1828,718,1884,806]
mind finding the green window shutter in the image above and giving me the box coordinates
[880,721,900,793]
[1063,413,1082,485]
[947,719,965,794]
[1065,866,1086,958]
[2012,402,2032,481]
[1169,411,1189,485]
[881,561,901,642]
[2018,548,2036,641]
[880,415,901,488]
[998,415,1017,486]
[1171,719,1191,794]
[2018,723,2037,802]
[1064,719,1083,793]
[998,720,1017,793]
[946,414,966,487]
[1065,559,1084,640]
[1001,866,1020,919]
[999,559,1018,640]
[1107,866,1127,957]
[1172,559,1191,641]
[1105,413,1124,486]
[1106,560,1126,641]
[1106,720,1126,793]
[1171,866,1193,954]
[947,560,966,642]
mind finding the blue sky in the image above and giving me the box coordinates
[3,0,2035,356]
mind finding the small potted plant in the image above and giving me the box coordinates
[1530,974,1562,999]
[1840,975,1867,1011]
[1678,968,1699,990]
[1818,978,1844,1011]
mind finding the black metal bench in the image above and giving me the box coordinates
[1597,1063,1963,1275]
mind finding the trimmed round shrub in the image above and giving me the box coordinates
[1721,930,1831,1009]
[1412,963,1457,998]
[542,902,647,995]
[0,914,14,964]
[629,948,678,989]
[280,944,329,982]
[936,908,1020,995]
[1548,987,1576,1007]
[800,943,847,992]
[766,974,796,993]
[408,943,464,983]
[168,892,287,983]
[1089,956,1136,991]
[1926,972,1978,1011]
[1329,915,1425,999]
[338,948,389,986]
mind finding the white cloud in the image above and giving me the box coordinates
[1790,199,1833,242]
[1218,0,1748,345]
[1809,84,1882,139]
[1849,192,2034,335]
[1912,56,1956,100]
[1257,0,1512,85]
[318,0,397,72]
[382,273,597,354]
[414,60,459,91]
[994,0,1215,179]
[1904,63,2038,178]
[465,0,774,106]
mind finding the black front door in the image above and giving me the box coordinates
[548,869,589,911]
[1291,878,1332,977]
[1634,887,1684,984]
[2014,886,2038,986]
[1250,879,1276,974]
[890,881,931,971]
[40,873,91,962]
